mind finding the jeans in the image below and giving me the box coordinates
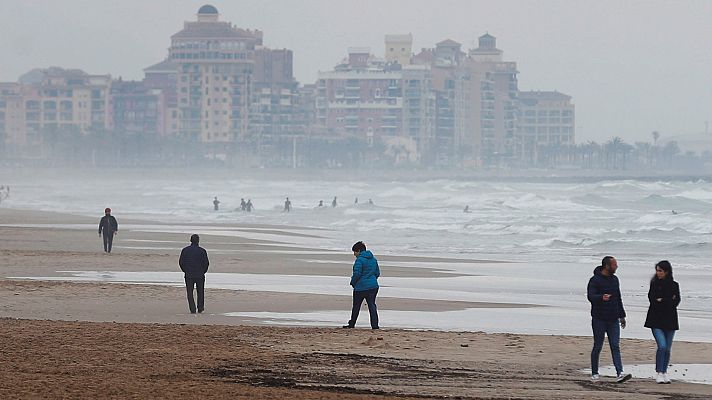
[102,233,114,253]
[348,287,379,328]
[652,328,675,373]
[591,318,623,375]
[185,276,205,313]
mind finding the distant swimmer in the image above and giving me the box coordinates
[671,210,678,215]
[284,197,292,212]
[368,198,374,205]
[245,199,253,212]
[213,196,220,211]
[354,197,359,205]
[332,196,338,208]
[463,205,471,213]
[98,207,118,254]
[0,185,8,204]
[318,200,324,207]
[240,198,246,211]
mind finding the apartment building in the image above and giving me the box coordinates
[169,5,262,143]
[316,46,433,161]
[454,34,518,166]
[0,67,112,158]
[517,90,575,165]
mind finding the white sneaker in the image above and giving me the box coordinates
[616,373,632,383]
[591,374,601,382]
[663,373,671,384]
[655,372,665,384]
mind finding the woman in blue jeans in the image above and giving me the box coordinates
[343,241,380,329]
[644,260,681,384]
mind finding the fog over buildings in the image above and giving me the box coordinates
[0,1,711,170]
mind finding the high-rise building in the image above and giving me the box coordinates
[168,5,262,143]
[516,90,575,165]
[142,59,179,137]
[412,39,465,165]
[251,48,303,139]
[110,80,168,138]
[453,34,518,166]
[316,45,433,162]
[0,83,24,152]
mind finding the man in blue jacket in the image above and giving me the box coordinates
[343,241,380,329]
[587,255,632,383]
[179,234,210,314]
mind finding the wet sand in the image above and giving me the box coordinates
[1,208,712,399]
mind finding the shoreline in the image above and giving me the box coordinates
[2,207,712,398]
[3,165,712,183]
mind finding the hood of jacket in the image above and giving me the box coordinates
[358,250,374,260]
[593,265,615,277]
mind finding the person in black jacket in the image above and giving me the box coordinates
[98,208,118,253]
[587,256,632,383]
[179,234,210,314]
[644,260,680,384]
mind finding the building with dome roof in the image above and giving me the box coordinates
[161,4,304,155]
[168,5,263,143]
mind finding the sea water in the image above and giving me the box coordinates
[3,170,712,340]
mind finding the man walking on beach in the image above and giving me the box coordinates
[343,241,380,329]
[179,234,210,314]
[98,208,118,254]
[587,255,632,383]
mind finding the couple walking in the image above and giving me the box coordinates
[588,256,681,384]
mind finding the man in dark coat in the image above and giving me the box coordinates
[587,255,632,383]
[98,207,118,253]
[179,234,210,314]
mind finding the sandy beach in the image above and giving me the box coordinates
[1,208,712,399]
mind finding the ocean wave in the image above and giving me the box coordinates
[623,226,693,236]
[677,188,712,201]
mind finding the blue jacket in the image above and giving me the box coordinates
[350,250,380,291]
[587,266,626,321]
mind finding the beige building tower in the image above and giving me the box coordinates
[385,34,413,65]
[454,33,518,166]
[169,4,263,143]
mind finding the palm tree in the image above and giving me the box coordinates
[604,136,631,169]
[661,141,680,168]
[634,141,652,168]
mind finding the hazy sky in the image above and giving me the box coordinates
[1,0,711,143]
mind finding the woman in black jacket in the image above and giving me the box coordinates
[643,260,680,384]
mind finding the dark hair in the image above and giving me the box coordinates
[352,241,366,253]
[652,260,673,282]
[601,255,615,268]
[190,234,200,245]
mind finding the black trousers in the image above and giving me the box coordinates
[185,276,205,313]
[348,287,379,328]
[102,233,114,253]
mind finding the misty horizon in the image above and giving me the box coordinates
[1,0,711,144]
